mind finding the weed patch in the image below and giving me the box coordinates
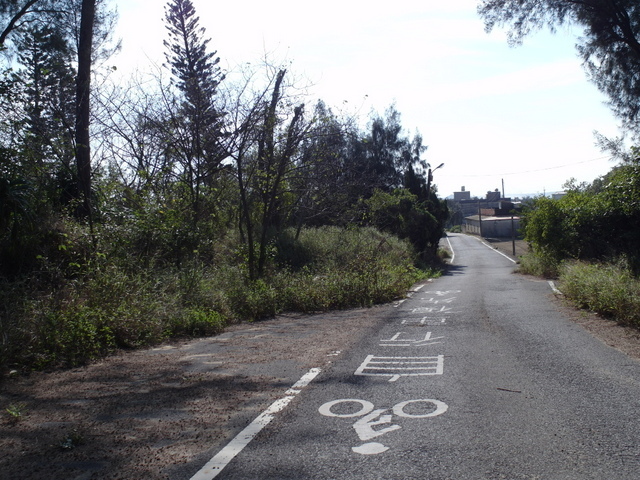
[517,251,560,278]
[1,226,436,372]
[559,261,640,327]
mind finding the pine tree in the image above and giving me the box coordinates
[163,0,225,223]
[16,26,76,173]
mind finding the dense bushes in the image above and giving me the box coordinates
[0,1,449,374]
[365,188,448,264]
[522,162,640,273]
[0,223,430,372]
[518,160,640,327]
[560,260,640,327]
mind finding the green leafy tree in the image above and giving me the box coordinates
[290,100,353,230]
[524,161,640,272]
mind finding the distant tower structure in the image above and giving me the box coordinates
[454,186,471,201]
[486,188,500,203]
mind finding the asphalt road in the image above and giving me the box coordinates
[187,233,640,479]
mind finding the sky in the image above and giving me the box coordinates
[112,0,623,199]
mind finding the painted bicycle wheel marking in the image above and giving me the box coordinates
[319,398,448,455]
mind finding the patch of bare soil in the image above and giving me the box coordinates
[0,305,393,480]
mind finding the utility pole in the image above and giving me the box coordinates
[511,213,516,256]
[478,199,483,237]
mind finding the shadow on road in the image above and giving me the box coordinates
[443,264,466,276]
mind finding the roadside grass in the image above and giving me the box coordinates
[559,260,640,328]
[517,250,640,329]
[1,226,435,372]
[517,250,561,278]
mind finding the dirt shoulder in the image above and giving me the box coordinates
[0,304,396,480]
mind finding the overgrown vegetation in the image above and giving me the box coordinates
[1,224,432,371]
[518,154,640,327]
[0,0,449,373]
[560,260,640,328]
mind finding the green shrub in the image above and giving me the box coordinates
[172,308,225,336]
[559,260,640,327]
[31,304,115,368]
[1,224,433,372]
[517,251,561,278]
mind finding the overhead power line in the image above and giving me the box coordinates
[439,155,613,178]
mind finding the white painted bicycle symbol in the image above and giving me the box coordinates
[318,398,448,455]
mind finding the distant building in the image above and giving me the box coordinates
[486,189,501,202]
[552,191,567,200]
[454,186,471,202]
[448,187,516,219]
[448,186,522,238]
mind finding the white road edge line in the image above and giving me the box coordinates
[445,234,455,264]
[189,368,322,480]
[468,235,517,264]
[548,281,563,295]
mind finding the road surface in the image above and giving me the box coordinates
[185,233,640,479]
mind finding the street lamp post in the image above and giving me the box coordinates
[426,163,444,196]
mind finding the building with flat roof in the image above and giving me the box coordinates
[453,186,471,202]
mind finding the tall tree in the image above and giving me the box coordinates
[15,26,76,177]
[226,67,309,279]
[74,0,95,220]
[291,100,353,230]
[478,0,640,137]
[253,69,306,277]
[163,0,225,225]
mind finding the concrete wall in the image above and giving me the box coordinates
[463,216,521,238]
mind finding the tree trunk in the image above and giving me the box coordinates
[75,0,96,220]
